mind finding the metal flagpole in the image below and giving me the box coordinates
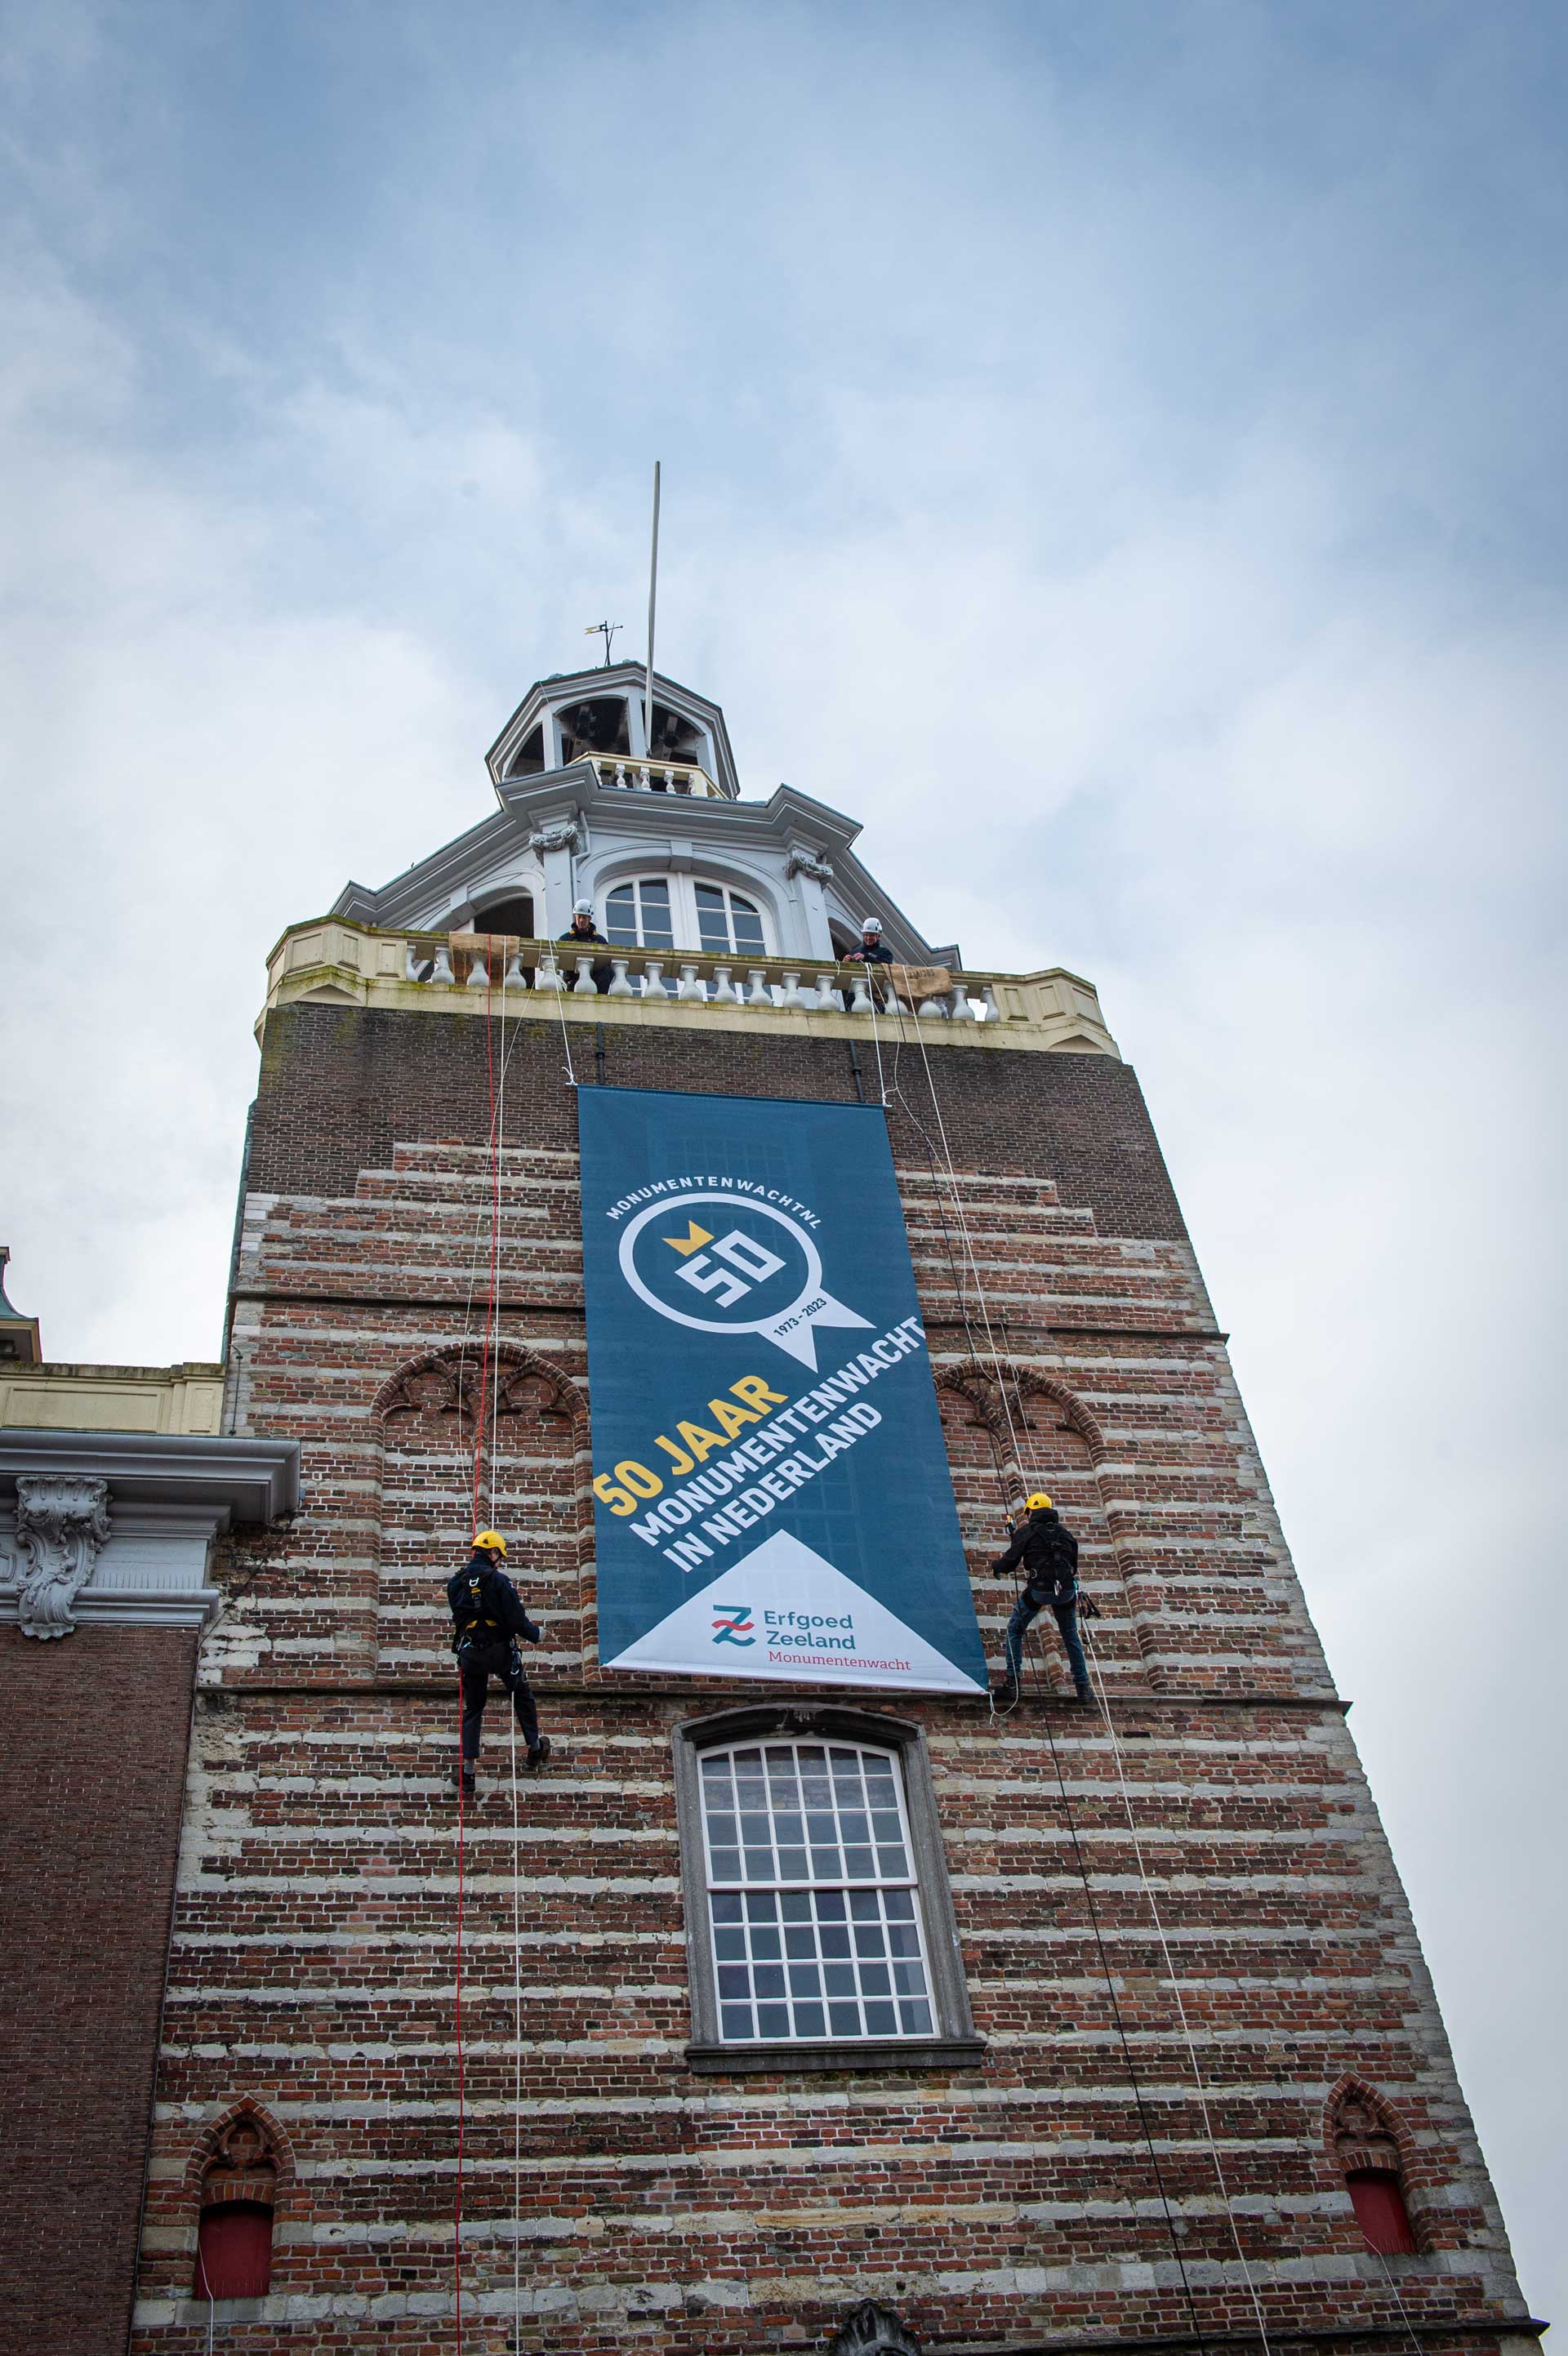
[644,461,661,751]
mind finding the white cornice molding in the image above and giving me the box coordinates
[0,1432,300,1638]
[0,1431,301,1524]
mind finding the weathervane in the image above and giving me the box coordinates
[584,620,622,667]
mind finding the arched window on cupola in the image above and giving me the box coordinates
[472,889,537,939]
[648,701,706,767]
[194,2108,281,2300]
[604,875,772,956]
[506,724,546,777]
[1328,2079,1419,2255]
[559,696,630,763]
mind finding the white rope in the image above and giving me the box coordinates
[901,995,1274,2343]
[1374,2247,1426,2356]
[1080,1574,1272,2355]
[491,937,508,1529]
[547,940,577,1085]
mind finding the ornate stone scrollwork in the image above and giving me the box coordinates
[527,818,585,857]
[13,1473,112,1639]
[785,846,835,884]
[830,2301,922,2356]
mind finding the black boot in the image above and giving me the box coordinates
[526,1735,552,1772]
[455,1761,476,1796]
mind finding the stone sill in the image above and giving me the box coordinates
[685,2034,985,2076]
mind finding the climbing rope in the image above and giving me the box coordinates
[896,995,1287,2348]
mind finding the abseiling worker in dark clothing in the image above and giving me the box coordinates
[447,1530,550,1793]
[991,1493,1091,1704]
[559,897,612,991]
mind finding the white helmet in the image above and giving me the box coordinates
[573,897,593,915]
[861,916,882,933]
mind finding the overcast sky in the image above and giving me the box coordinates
[2,0,1563,2318]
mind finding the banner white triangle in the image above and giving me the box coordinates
[604,1529,985,1694]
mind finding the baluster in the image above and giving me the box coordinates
[642,960,670,999]
[607,957,635,997]
[430,946,456,986]
[405,944,428,982]
[884,982,906,1014]
[746,969,771,1007]
[916,986,947,1018]
[503,951,527,988]
[813,973,843,1011]
[778,971,804,1009]
[466,955,490,990]
[981,984,1002,1023]
[947,983,976,1022]
[613,761,628,790]
[534,951,564,992]
[848,970,874,1016]
[676,962,704,1001]
[710,965,737,1004]
[635,764,650,791]
[572,954,598,996]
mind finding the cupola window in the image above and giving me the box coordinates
[559,697,630,763]
[603,875,773,956]
[695,884,766,957]
[606,879,676,951]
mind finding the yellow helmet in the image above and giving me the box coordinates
[474,1529,507,1557]
[1025,1493,1053,1512]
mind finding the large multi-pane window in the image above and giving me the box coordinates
[698,1739,936,2043]
[599,875,773,956]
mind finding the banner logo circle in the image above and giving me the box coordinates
[618,1191,822,1338]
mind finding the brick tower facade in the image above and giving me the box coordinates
[105,666,1533,2356]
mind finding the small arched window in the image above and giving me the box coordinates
[193,2111,278,2298]
[1329,2081,1419,2256]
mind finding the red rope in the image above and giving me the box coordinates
[455,939,504,2350]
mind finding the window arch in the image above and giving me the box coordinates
[1327,2078,1420,2255]
[674,1705,982,2073]
[602,873,773,956]
[471,889,537,939]
[191,2104,283,2300]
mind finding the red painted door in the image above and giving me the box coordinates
[1348,2171,1416,2255]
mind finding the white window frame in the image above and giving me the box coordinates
[599,872,774,956]
[699,1737,937,2047]
[674,1706,983,2077]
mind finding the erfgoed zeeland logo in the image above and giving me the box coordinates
[617,1189,871,1370]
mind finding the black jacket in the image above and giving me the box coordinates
[559,923,608,945]
[844,939,894,964]
[447,1553,541,1649]
[991,1508,1079,1603]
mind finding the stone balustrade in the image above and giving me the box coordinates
[583,755,730,799]
[261,922,1120,1056]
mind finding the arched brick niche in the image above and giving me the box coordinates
[1325,2076,1423,2256]
[372,1342,592,1674]
[935,1362,1144,1694]
[185,2099,293,2302]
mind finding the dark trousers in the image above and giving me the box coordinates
[1004,1592,1090,1695]
[459,1641,539,1759]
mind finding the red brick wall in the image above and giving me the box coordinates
[0,1624,195,2356]
[122,1002,1530,2352]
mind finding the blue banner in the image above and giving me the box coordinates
[577,1084,987,1694]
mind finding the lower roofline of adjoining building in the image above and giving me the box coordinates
[196,1676,1352,1712]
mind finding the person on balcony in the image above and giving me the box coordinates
[559,898,612,991]
[447,1530,550,1793]
[842,917,894,966]
[991,1494,1093,1704]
